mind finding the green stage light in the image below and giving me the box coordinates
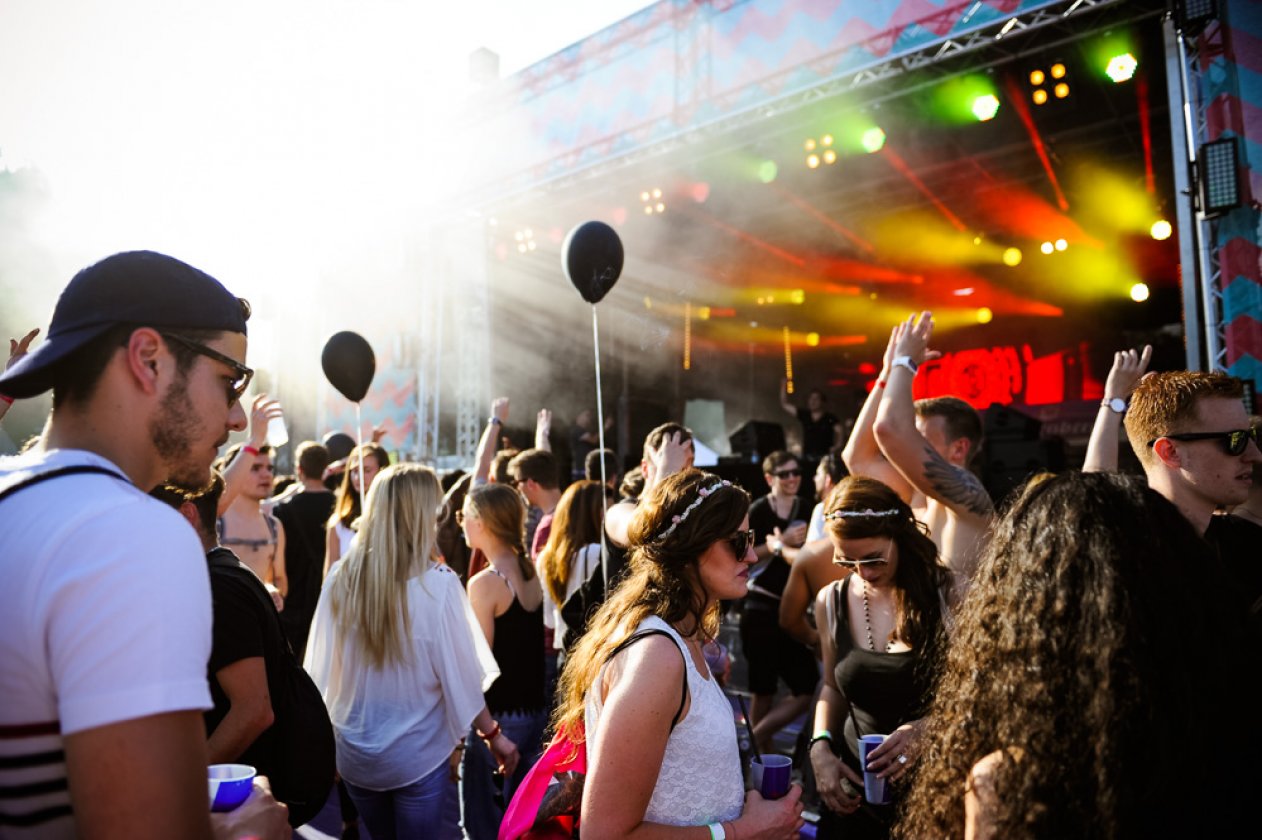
[861,127,886,153]
[1106,53,1138,83]
[972,94,1000,122]
[758,161,778,183]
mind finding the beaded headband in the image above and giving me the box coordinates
[657,480,732,540]
[823,508,901,521]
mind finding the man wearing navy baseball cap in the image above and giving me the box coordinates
[0,252,288,839]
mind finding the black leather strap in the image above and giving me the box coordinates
[607,629,690,731]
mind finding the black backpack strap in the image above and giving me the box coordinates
[0,465,128,503]
[607,628,690,731]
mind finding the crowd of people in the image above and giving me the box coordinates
[0,253,1259,840]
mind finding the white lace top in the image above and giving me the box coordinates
[585,616,744,826]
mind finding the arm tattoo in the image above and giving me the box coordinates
[921,443,994,518]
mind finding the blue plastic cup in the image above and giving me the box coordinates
[858,735,891,805]
[749,753,793,800]
[208,764,256,812]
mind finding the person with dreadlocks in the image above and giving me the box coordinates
[808,476,956,839]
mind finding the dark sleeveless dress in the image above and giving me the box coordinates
[817,576,937,840]
[483,572,545,716]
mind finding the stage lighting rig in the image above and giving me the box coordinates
[804,135,836,168]
[1028,61,1070,105]
[640,187,666,215]
[1105,53,1137,83]
[1198,138,1243,217]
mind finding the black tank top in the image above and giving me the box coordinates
[483,570,546,715]
[831,576,934,769]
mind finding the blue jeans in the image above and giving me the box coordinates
[460,708,547,840]
[345,761,461,840]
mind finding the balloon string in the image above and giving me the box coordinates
[355,402,365,501]
[593,304,608,588]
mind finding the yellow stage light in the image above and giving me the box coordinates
[652,188,662,199]
[822,135,834,147]
[1003,247,1023,266]
[640,191,649,202]
[1040,241,1054,255]
[822,150,837,165]
[1033,89,1049,105]
[1130,282,1150,302]
[698,306,711,320]
[807,154,820,169]
[806,332,820,347]
[655,203,665,213]
[644,206,653,215]
[1054,82,1070,99]
[1150,219,1173,240]
[1054,238,1068,251]
[805,139,817,151]
[790,289,806,305]
[1030,69,1046,86]
[977,307,993,324]
[1051,63,1066,79]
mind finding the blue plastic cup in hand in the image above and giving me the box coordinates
[749,753,793,800]
[858,735,892,805]
[208,764,256,812]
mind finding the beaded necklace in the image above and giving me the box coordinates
[861,581,894,652]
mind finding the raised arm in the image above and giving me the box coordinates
[0,328,38,422]
[779,378,798,419]
[842,324,916,502]
[1083,345,1151,472]
[473,397,510,484]
[535,408,552,452]
[270,519,288,598]
[873,313,992,523]
[219,396,281,514]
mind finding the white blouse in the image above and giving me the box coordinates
[304,562,499,791]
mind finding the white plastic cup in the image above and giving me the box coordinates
[266,414,288,448]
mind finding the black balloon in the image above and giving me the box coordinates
[563,221,623,304]
[321,331,376,402]
[322,432,355,462]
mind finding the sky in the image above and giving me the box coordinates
[0,0,653,310]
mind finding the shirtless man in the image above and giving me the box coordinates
[869,313,992,580]
[217,443,288,601]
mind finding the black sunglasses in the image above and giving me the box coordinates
[728,528,755,558]
[1148,426,1260,457]
[160,332,253,406]
[773,468,802,479]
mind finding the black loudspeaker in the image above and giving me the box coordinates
[729,421,786,460]
[710,460,768,496]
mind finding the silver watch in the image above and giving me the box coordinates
[1102,397,1126,415]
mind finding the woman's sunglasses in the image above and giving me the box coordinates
[833,543,892,569]
[728,529,755,558]
[1148,426,1260,457]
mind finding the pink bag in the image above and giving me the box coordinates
[497,724,587,840]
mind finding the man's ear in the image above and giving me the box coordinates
[1152,437,1181,468]
[949,437,972,465]
[764,473,775,489]
[177,500,202,532]
[124,327,165,396]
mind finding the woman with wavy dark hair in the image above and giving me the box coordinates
[809,476,953,839]
[460,482,546,839]
[896,471,1250,839]
[553,468,804,839]
[537,479,606,653]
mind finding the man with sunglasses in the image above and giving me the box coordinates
[741,450,817,754]
[0,251,288,839]
[1125,370,1262,609]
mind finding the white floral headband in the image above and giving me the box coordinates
[657,480,732,540]
[823,508,901,521]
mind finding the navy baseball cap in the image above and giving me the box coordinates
[0,250,249,399]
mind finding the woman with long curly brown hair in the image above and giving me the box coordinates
[810,476,954,840]
[896,471,1252,839]
[553,469,804,839]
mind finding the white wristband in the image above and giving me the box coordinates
[708,823,726,840]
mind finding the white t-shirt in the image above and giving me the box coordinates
[540,543,601,650]
[304,561,499,791]
[0,449,213,838]
[807,501,826,543]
